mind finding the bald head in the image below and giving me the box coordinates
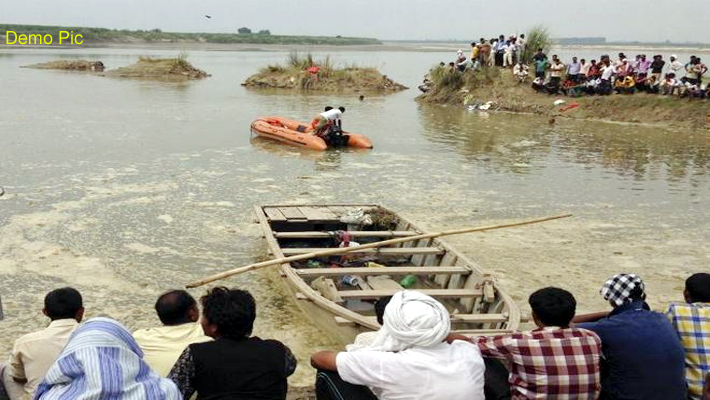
[155,290,198,325]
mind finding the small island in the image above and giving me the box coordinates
[22,60,105,71]
[104,56,209,80]
[21,55,209,81]
[242,53,407,93]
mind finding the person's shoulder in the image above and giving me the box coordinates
[249,337,290,351]
[13,325,56,347]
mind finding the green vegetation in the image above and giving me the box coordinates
[521,25,553,63]
[0,23,381,45]
[243,52,407,92]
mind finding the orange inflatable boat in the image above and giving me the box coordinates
[250,116,373,151]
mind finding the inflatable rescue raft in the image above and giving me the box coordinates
[250,116,373,151]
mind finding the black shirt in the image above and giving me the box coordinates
[168,336,297,400]
[651,60,666,73]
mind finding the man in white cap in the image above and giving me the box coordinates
[574,273,687,400]
[311,290,485,400]
[456,49,468,72]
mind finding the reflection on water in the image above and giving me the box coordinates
[1,47,709,386]
[418,103,710,183]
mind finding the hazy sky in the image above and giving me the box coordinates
[2,0,709,42]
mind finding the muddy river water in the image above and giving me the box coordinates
[1,46,709,385]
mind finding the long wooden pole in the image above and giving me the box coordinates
[185,213,571,288]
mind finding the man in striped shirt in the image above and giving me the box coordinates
[666,273,710,400]
[453,287,602,399]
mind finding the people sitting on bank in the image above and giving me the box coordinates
[35,317,181,400]
[168,287,296,400]
[311,290,485,400]
[513,61,529,83]
[574,273,688,400]
[666,273,710,400]
[1,288,83,400]
[464,287,602,399]
[346,296,392,351]
[660,73,679,95]
[133,290,211,377]
[614,75,636,94]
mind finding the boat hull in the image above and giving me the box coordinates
[251,117,373,151]
[254,204,520,345]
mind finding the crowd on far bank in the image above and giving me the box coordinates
[1,272,709,400]
[427,33,709,100]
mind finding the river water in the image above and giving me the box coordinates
[1,46,709,385]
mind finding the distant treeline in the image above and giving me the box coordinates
[0,24,381,45]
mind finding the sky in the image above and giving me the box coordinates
[2,0,709,43]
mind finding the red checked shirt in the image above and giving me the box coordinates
[473,326,602,400]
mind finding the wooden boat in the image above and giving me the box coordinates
[250,116,373,151]
[254,204,521,344]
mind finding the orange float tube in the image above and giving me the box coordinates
[250,116,373,151]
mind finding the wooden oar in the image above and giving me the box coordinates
[185,213,571,288]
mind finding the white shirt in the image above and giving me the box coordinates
[336,341,485,400]
[669,60,684,74]
[320,109,343,122]
[504,44,515,54]
[601,65,615,80]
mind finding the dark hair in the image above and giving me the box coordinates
[686,273,710,303]
[537,48,543,52]
[324,106,333,112]
[201,287,256,338]
[44,287,83,320]
[628,285,646,302]
[338,106,345,113]
[155,290,197,325]
[528,287,576,327]
[374,296,392,325]
[471,42,476,46]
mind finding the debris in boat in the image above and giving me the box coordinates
[340,209,373,225]
[365,208,399,230]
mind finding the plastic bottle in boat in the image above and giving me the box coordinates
[342,275,360,286]
[400,274,417,288]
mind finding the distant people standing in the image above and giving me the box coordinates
[533,48,546,62]
[567,57,582,82]
[470,42,480,68]
[478,38,492,67]
[587,59,601,79]
[1,288,83,400]
[580,59,590,79]
[503,41,515,67]
[517,34,526,59]
[548,55,565,85]
[650,55,666,82]
[636,54,651,81]
[534,55,549,79]
[669,55,685,78]
[495,35,506,66]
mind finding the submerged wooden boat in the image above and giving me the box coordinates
[250,116,373,151]
[255,204,520,344]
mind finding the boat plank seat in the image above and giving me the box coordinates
[296,266,471,277]
[366,276,403,291]
[264,208,288,222]
[297,207,338,221]
[282,247,444,256]
[338,288,482,300]
[277,207,307,220]
[274,231,419,239]
[334,313,508,326]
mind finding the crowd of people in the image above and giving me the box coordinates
[440,33,709,100]
[1,272,708,400]
[528,52,708,98]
